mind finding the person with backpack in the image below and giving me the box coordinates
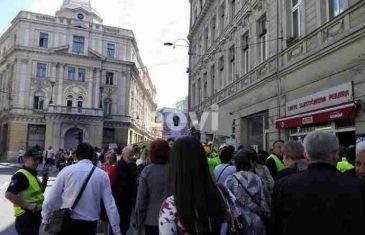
[159,137,225,235]
[225,149,270,235]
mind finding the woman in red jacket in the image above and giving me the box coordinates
[102,151,117,185]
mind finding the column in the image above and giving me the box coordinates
[94,69,101,108]
[57,64,65,106]
[88,69,93,108]
[18,59,29,108]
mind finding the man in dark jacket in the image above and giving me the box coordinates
[276,141,308,181]
[112,146,138,235]
[271,132,364,235]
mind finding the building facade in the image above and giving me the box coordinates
[189,0,365,151]
[176,96,189,112]
[0,0,157,160]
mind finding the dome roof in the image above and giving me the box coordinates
[61,0,100,16]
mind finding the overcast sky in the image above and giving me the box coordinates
[0,0,190,108]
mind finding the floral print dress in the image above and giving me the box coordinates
[159,196,187,235]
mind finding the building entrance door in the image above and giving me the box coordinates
[64,128,82,151]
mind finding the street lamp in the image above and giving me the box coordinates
[99,87,104,109]
[49,81,56,105]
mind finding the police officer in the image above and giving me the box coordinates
[266,140,286,179]
[5,148,48,235]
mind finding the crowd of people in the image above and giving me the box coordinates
[5,131,365,235]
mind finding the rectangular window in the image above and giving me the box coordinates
[219,56,224,89]
[192,84,196,107]
[211,17,216,43]
[72,35,85,53]
[210,64,215,96]
[197,78,201,105]
[258,16,267,62]
[291,0,304,38]
[106,72,114,85]
[39,32,48,48]
[219,3,225,34]
[107,43,115,58]
[78,68,86,82]
[204,27,209,51]
[241,33,249,74]
[36,63,47,78]
[68,67,76,80]
[203,73,208,101]
[230,0,236,22]
[229,46,236,82]
[329,0,346,19]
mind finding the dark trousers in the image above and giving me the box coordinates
[59,219,97,235]
[145,225,159,235]
[118,207,133,235]
[15,212,41,235]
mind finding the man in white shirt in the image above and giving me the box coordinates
[42,143,121,235]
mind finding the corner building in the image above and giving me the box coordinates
[189,0,365,150]
[0,0,157,160]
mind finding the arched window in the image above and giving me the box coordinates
[104,98,112,115]
[33,91,45,110]
[66,94,73,112]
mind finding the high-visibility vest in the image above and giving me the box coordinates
[14,169,44,216]
[337,157,354,173]
[207,158,219,176]
[268,154,285,172]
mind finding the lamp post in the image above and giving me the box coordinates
[99,87,104,109]
[49,81,56,105]
[164,38,192,129]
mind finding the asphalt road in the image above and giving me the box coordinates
[0,164,55,235]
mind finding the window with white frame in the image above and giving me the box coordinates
[329,0,346,19]
[33,91,45,110]
[36,63,47,78]
[39,32,49,48]
[258,15,268,62]
[78,68,86,82]
[291,0,305,38]
[72,35,85,53]
[68,67,76,81]
[107,43,115,58]
[229,46,236,82]
[241,32,249,74]
[106,72,114,85]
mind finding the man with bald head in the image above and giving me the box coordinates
[112,145,138,235]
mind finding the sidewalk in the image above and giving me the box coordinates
[0,162,22,168]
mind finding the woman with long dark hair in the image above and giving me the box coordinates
[159,136,225,235]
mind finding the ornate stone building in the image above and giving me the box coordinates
[0,0,157,160]
[189,0,365,150]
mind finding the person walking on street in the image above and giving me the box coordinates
[44,146,55,171]
[18,147,25,164]
[42,143,121,235]
[135,139,169,235]
[265,140,285,179]
[225,149,270,235]
[159,136,225,235]
[113,145,138,235]
[271,132,364,235]
[5,148,48,235]
[275,141,308,181]
[214,147,236,185]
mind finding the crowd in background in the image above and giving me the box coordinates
[10,131,365,235]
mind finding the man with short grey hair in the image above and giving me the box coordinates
[276,141,307,180]
[271,132,364,235]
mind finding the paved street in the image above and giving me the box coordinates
[0,164,55,235]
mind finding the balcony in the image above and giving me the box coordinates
[47,105,104,117]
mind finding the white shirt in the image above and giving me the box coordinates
[42,160,120,233]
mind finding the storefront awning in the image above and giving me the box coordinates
[275,103,356,129]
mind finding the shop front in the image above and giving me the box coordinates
[276,83,357,148]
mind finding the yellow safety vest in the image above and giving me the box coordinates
[14,169,44,216]
[337,157,354,173]
[268,154,285,172]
